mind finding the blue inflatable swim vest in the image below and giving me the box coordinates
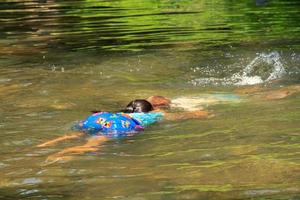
[128,112,164,127]
[74,112,163,138]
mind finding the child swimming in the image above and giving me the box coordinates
[37,98,210,163]
[37,84,300,163]
[73,99,166,138]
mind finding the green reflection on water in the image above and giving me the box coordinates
[1,0,300,54]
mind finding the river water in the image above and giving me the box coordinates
[0,0,300,199]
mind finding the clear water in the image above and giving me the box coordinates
[0,0,300,199]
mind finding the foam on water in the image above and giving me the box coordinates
[189,52,286,86]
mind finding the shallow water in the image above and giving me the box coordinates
[1,0,300,199]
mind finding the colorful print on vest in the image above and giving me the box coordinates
[75,112,144,138]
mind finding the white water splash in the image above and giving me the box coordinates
[235,51,286,85]
[189,52,286,86]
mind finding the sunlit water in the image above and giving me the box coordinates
[1,0,300,199]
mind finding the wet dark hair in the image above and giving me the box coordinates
[122,99,153,113]
[91,110,102,113]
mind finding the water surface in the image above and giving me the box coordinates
[0,0,300,199]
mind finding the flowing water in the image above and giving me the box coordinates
[0,0,300,199]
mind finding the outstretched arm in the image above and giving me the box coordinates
[164,110,213,121]
[45,136,108,164]
[235,84,300,100]
[264,85,300,100]
[37,132,84,147]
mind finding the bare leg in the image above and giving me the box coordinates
[37,132,83,147]
[45,136,108,164]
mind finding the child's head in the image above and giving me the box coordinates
[123,99,153,113]
[147,96,171,110]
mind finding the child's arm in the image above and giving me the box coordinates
[235,84,300,100]
[264,85,300,100]
[163,110,213,121]
[45,136,108,163]
[36,132,84,147]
